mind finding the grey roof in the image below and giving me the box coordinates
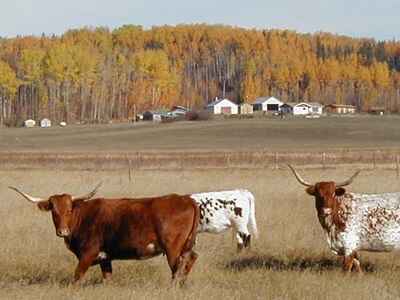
[253,97,270,104]
[282,102,297,107]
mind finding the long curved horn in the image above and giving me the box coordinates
[287,165,313,187]
[72,182,102,201]
[9,186,44,203]
[336,170,361,187]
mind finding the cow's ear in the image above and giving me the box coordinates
[335,188,346,196]
[37,200,51,211]
[306,186,315,196]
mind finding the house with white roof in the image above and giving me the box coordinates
[207,98,238,115]
[252,96,283,113]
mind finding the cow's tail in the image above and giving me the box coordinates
[182,198,200,253]
[248,191,258,239]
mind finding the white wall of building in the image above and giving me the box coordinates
[210,99,238,114]
[293,103,322,115]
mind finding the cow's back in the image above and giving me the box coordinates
[334,193,400,253]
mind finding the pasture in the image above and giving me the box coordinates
[1,115,400,152]
[2,167,400,299]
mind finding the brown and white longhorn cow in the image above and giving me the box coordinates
[288,165,400,272]
[9,185,199,285]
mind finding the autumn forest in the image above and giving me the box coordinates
[1,24,400,126]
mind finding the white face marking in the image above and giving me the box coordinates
[322,208,332,215]
[97,251,108,260]
[146,243,155,252]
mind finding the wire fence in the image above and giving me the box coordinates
[1,150,400,176]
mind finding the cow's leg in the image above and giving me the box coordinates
[343,252,360,273]
[342,255,354,272]
[100,260,113,281]
[352,252,362,273]
[73,249,99,284]
[165,248,184,286]
[183,251,198,276]
[235,230,251,252]
[165,243,197,286]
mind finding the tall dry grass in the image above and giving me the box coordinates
[1,168,400,299]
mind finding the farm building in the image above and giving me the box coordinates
[143,111,169,122]
[252,96,283,113]
[40,118,51,128]
[207,98,238,115]
[325,104,356,114]
[169,105,189,117]
[239,103,253,114]
[24,119,36,128]
[368,107,385,115]
[280,103,296,114]
[293,102,323,116]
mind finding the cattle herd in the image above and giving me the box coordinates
[8,164,400,286]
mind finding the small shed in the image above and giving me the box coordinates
[24,119,36,128]
[239,103,253,114]
[142,111,154,121]
[207,98,238,115]
[40,118,51,128]
[293,102,323,116]
[325,104,356,114]
[280,103,296,114]
[368,107,385,115]
[252,96,283,113]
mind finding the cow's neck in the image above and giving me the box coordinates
[63,204,85,247]
[317,194,353,235]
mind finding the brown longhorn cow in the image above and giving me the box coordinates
[9,185,199,285]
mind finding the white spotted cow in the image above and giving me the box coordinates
[190,189,258,251]
[288,164,400,273]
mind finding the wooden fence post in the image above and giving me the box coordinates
[127,155,132,182]
[322,152,326,169]
[396,155,399,178]
[373,152,376,169]
[274,152,278,169]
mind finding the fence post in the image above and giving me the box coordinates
[396,155,399,178]
[322,152,326,169]
[373,152,376,169]
[127,155,132,182]
[274,152,279,169]
[225,152,230,168]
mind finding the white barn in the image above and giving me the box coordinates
[24,119,36,128]
[40,118,51,128]
[293,102,323,116]
[253,96,283,113]
[207,98,238,115]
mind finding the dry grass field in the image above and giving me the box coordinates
[2,167,400,299]
[1,115,400,152]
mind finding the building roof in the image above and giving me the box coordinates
[325,104,356,108]
[294,102,322,108]
[253,96,281,104]
[281,102,297,107]
[207,98,237,107]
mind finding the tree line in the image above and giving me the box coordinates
[1,24,400,126]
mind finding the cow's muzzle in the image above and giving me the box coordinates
[56,228,71,237]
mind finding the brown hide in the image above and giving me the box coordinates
[32,193,199,284]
